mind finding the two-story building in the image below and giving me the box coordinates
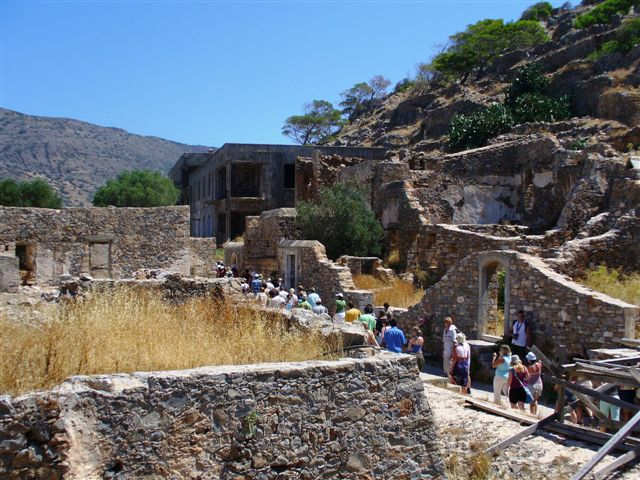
[169,143,386,243]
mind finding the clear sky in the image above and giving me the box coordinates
[1,0,567,147]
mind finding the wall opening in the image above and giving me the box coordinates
[15,243,36,285]
[216,168,227,200]
[478,260,509,339]
[284,164,295,189]
[230,213,247,240]
[231,164,261,197]
[285,253,296,290]
[217,213,227,242]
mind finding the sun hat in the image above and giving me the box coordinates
[526,352,537,363]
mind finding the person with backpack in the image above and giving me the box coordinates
[525,351,543,415]
[450,332,471,394]
[507,354,530,411]
[511,310,531,359]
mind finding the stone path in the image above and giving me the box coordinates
[422,374,640,479]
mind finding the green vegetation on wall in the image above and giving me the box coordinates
[589,18,640,59]
[296,184,383,260]
[448,64,571,151]
[520,2,554,21]
[574,0,640,29]
[0,178,63,209]
[429,19,549,82]
[92,170,179,207]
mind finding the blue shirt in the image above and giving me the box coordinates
[495,354,511,378]
[307,292,320,308]
[251,279,262,294]
[384,327,406,353]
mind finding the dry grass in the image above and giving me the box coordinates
[0,288,336,396]
[581,265,640,306]
[352,274,424,308]
[445,452,493,480]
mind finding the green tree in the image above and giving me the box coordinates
[339,75,391,120]
[520,2,553,21]
[282,100,343,145]
[0,178,63,208]
[431,19,549,82]
[574,0,640,29]
[93,170,179,207]
[296,184,383,260]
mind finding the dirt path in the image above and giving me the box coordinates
[423,378,640,479]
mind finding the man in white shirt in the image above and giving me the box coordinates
[511,310,530,358]
[442,316,457,375]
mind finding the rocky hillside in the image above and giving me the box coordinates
[0,108,209,206]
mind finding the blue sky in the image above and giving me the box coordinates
[1,0,566,147]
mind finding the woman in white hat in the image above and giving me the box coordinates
[525,351,543,415]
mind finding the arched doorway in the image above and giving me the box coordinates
[478,254,510,340]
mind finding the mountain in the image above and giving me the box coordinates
[0,107,210,206]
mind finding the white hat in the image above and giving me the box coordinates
[526,352,537,362]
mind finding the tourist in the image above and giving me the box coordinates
[407,326,425,372]
[450,332,471,394]
[334,293,347,322]
[231,265,239,277]
[375,310,386,333]
[442,316,457,375]
[288,288,298,306]
[507,355,529,410]
[307,288,321,308]
[525,351,543,415]
[312,298,328,315]
[511,310,530,359]
[268,288,285,309]
[285,292,296,311]
[256,286,269,306]
[383,302,390,316]
[298,295,312,310]
[345,302,361,323]
[599,386,621,432]
[363,322,379,347]
[359,304,376,332]
[251,274,262,294]
[376,318,388,345]
[492,344,512,407]
[383,319,406,353]
[244,269,252,284]
[265,277,275,290]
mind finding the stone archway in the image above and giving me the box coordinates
[477,253,510,341]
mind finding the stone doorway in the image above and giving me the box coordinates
[15,243,36,285]
[285,254,296,290]
[478,255,510,340]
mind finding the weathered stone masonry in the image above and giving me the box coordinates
[0,206,215,285]
[0,353,444,479]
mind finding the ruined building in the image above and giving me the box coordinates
[169,143,386,242]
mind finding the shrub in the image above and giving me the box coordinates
[0,288,336,395]
[296,184,384,259]
[505,63,550,105]
[448,103,514,150]
[0,177,62,208]
[574,0,640,29]
[510,92,571,123]
[588,17,640,59]
[521,2,554,21]
[393,78,415,93]
[93,169,179,207]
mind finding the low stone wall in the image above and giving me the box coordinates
[0,353,444,479]
[0,206,214,285]
[336,255,395,283]
[397,250,640,360]
[188,237,217,276]
[0,256,18,293]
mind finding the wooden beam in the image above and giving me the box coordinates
[570,409,640,480]
[550,377,640,412]
[544,423,638,452]
[616,338,640,348]
[593,449,640,480]
[485,413,556,454]
[531,344,561,375]
[574,362,640,387]
[465,397,536,425]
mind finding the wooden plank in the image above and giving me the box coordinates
[485,413,556,454]
[550,377,640,412]
[570,409,640,480]
[544,423,637,452]
[465,397,537,425]
[616,338,640,348]
[575,369,640,388]
[574,362,640,387]
[593,449,640,480]
[631,367,640,385]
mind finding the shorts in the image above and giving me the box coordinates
[600,400,621,422]
[509,387,527,404]
[530,380,543,400]
[452,362,469,387]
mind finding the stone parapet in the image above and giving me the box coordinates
[0,353,443,479]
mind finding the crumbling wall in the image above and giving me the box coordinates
[397,250,639,359]
[0,256,19,293]
[188,237,217,277]
[336,255,395,283]
[0,206,211,284]
[279,240,373,313]
[0,354,444,479]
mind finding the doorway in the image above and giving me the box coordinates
[15,243,36,285]
[478,258,509,339]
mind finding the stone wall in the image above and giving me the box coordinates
[279,240,373,313]
[0,256,18,293]
[0,206,213,285]
[0,353,444,479]
[397,250,640,360]
[336,255,395,283]
[188,237,218,277]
